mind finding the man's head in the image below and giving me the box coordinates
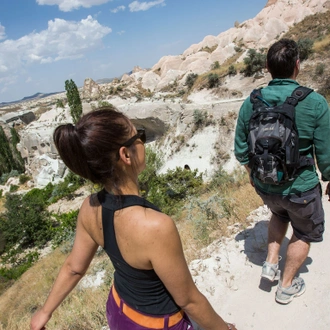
[266,38,300,79]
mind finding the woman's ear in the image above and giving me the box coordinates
[118,146,131,165]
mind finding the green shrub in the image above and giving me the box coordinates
[0,170,20,185]
[56,99,65,108]
[315,63,325,76]
[0,251,39,280]
[242,49,266,77]
[139,147,163,196]
[19,174,30,184]
[9,185,19,192]
[208,166,235,190]
[51,210,79,248]
[185,73,198,89]
[211,61,220,70]
[297,38,314,61]
[193,109,208,129]
[98,100,113,108]
[228,65,237,76]
[146,167,203,216]
[207,73,220,88]
[0,186,54,252]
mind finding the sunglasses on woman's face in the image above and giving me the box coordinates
[122,129,146,147]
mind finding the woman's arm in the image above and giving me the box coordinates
[30,198,99,330]
[144,211,236,330]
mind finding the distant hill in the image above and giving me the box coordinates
[0,91,64,107]
[95,78,114,84]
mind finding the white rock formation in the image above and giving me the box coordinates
[4,0,329,188]
[149,0,329,90]
[82,78,101,99]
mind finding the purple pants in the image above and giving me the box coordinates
[106,287,193,330]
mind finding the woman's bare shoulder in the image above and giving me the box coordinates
[140,207,178,236]
[78,193,101,223]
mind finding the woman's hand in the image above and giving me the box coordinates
[30,309,51,330]
[227,322,237,330]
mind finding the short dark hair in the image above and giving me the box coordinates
[53,106,137,194]
[266,38,299,78]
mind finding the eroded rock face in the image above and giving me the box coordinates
[82,78,101,100]
[149,0,329,90]
[16,106,72,187]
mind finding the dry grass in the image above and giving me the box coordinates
[0,249,113,329]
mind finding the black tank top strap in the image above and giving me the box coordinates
[97,189,161,212]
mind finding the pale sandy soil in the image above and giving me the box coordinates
[190,181,330,330]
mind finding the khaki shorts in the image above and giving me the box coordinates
[256,184,325,242]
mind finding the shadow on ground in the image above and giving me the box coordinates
[235,219,313,292]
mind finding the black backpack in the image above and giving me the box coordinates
[247,86,314,185]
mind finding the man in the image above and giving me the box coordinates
[234,38,330,304]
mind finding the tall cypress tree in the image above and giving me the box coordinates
[10,127,25,173]
[65,79,83,124]
[0,126,14,176]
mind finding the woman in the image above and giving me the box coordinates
[30,107,237,330]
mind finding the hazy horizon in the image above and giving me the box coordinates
[0,0,266,103]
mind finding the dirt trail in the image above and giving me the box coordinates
[190,181,330,330]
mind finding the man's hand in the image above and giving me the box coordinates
[326,182,330,202]
[244,165,254,187]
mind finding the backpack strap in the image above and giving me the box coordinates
[285,86,313,106]
[250,88,271,109]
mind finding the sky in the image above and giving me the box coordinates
[0,0,267,103]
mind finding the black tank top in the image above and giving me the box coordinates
[98,189,180,315]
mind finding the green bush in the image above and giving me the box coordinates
[185,73,198,89]
[193,109,208,128]
[48,171,85,204]
[297,38,314,62]
[208,166,235,190]
[243,49,266,77]
[19,174,30,184]
[228,65,237,76]
[51,210,79,248]
[0,185,55,253]
[139,147,164,196]
[315,63,325,76]
[56,99,65,108]
[207,73,220,88]
[146,167,203,216]
[9,185,18,192]
[0,251,39,280]
[211,61,220,70]
[98,100,113,108]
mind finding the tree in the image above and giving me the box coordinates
[65,79,82,124]
[10,127,25,173]
[0,126,14,176]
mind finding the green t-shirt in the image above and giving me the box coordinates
[234,79,330,195]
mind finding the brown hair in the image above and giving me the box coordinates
[53,106,136,194]
[267,38,299,79]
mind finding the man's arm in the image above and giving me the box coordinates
[313,97,330,201]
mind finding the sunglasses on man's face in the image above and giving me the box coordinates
[121,129,146,147]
